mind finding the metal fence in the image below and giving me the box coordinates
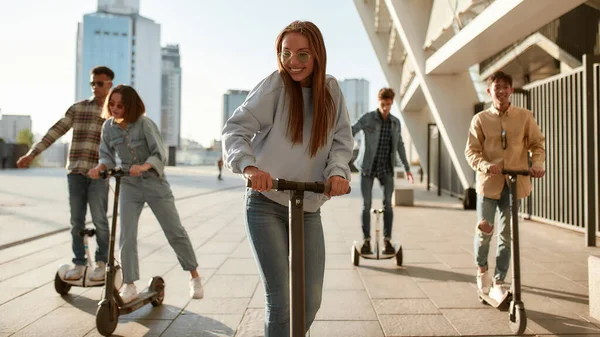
[512,55,599,245]
[426,124,463,198]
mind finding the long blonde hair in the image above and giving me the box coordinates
[275,21,335,157]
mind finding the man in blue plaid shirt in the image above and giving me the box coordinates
[352,88,414,255]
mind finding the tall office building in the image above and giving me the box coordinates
[339,78,369,123]
[75,0,162,128]
[161,44,181,148]
[222,90,249,131]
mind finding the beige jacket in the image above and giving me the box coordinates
[465,104,545,200]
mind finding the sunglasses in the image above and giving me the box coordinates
[90,80,112,88]
[280,50,311,64]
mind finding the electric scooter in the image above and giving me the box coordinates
[246,178,350,337]
[478,169,529,335]
[351,209,403,266]
[54,228,108,294]
[95,167,165,337]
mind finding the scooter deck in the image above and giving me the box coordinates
[478,291,511,309]
[120,290,159,314]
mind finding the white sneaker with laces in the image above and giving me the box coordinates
[119,283,139,303]
[489,281,508,303]
[89,261,106,281]
[476,270,493,294]
[64,265,86,280]
[190,277,204,299]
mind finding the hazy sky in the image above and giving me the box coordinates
[0,0,392,147]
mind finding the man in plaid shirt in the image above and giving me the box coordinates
[17,66,114,281]
[352,88,414,255]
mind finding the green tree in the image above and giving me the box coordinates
[16,129,40,167]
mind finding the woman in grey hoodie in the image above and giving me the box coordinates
[222,21,353,337]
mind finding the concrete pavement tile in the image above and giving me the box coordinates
[185,298,251,314]
[326,241,354,254]
[522,292,586,321]
[210,231,247,243]
[418,242,469,253]
[0,233,70,265]
[401,249,442,264]
[85,319,172,337]
[356,258,406,276]
[418,282,484,309]
[440,308,532,335]
[526,309,600,335]
[248,284,265,308]
[2,261,68,288]
[379,314,459,336]
[233,308,264,337]
[10,307,96,337]
[522,273,588,296]
[0,283,83,333]
[315,290,377,320]
[432,252,475,268]
[405,263,470,283]
[196,254,229,269]
[372,299,440,314]
[362,275,427,299]
[538,261,589,281]
[0,287,35,306]
[0,245,70,282]
[161,313,242,337]
[310,321,384,337]
[325,253,356,270]
[61,287,103,312]
[203,275,259,298]
[216,258,258,275]
[230,241,254,258]
[323,269,364,290]
[196,242,239,254]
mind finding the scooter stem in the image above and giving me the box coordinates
[509,174,522,302]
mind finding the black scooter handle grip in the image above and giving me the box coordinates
[246,178,351,194]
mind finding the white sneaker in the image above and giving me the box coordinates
[489,281,509,303]
[190,277,204,299]
[89,261,106,281]
[119,283,139,303]
[64,265,86,280]
[476,270,493,294]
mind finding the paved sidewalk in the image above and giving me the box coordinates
[0,168,599,336]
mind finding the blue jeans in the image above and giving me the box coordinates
[360,173,395,240]
[474,183,512,282]
[119,176,198,283]
[245,189,324,337]
[67,173,109,265]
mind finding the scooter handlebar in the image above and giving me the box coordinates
[501,169,530,176]
[246,178,351,194]
[99,167,128,179]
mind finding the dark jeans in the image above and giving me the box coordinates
[360,173,395,240]
[67,173,109,265]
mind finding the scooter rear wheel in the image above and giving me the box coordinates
[149,276,165,307]
[509,302,527,335]
[96,302,119,336]
[352,246,360,266]
[54,272,71,295]
[395,246,403,266]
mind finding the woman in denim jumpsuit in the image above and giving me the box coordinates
[89,85,203,303]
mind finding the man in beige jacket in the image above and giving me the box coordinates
[465,71,545,303]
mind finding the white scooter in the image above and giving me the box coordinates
[54,228,122,294]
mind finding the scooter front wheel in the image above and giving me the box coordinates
[509,302,527,335]
[54,272,71,295]
[96,302,119,336]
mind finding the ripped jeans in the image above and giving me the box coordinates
[474,183,514,282]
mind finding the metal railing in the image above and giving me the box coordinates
[512,55,600,246]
